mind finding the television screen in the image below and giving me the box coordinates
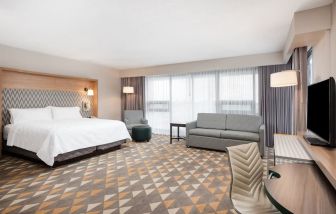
[307,79,332,142]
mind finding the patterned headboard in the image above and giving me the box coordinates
[2,88,93,126]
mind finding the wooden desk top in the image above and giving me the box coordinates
[265,164,336,214]
[297,136,336,189]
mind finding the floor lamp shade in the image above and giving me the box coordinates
[271,70,298,87]
[123,86,134,94]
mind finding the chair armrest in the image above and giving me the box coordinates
[141,118,148,124]
[186,121,197,139]
[259,124,265,157]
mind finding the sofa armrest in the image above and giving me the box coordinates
[259,124,265,157]
[141,118,148,124]
[186,121,197,139]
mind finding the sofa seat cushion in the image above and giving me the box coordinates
[220,130,259,141]
[189,128,222,138]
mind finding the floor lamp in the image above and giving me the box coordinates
[271,70,298,88]
[123,86,134,116]
[270,69,298,135]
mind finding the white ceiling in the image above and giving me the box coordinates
[0,0,332,69]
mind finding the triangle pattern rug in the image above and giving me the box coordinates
[0,135,270,214]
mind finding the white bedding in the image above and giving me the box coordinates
[6,118,131,166]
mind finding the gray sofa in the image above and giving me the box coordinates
[186,113,265,156]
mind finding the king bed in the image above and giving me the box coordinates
[0,68,132,166]
[2,106,131,166]
[3,118,131,166]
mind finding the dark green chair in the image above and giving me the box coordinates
[132,125,152,142]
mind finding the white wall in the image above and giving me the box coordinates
[120,52,284,77]
[312,1,336,82]
[0,44,121,120]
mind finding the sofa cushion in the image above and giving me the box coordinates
[220,130,259,141]
[197,113,226,130]
[226,114,262,133]
[189,128,222,138]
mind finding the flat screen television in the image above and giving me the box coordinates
[305,77,335,147]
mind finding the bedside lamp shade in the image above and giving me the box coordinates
[271,70,298,87]
[123,86,134,94]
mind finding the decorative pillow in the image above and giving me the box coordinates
[50,106,82,120]
[9,108,53,124]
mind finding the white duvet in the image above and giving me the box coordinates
[7,118,131,166]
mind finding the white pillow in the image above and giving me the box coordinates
[50,106,82,120]
[9,108,53,124]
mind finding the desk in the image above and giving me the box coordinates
[169,123,186,144]
[265,164,336,214]
[297,136,336,189]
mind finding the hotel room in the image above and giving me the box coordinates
[0,0,335,213]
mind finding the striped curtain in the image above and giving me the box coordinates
[121,77,145,120]
[259,62,294,147]
[292,47,308,135]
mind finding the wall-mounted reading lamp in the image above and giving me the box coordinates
[83,88,94,112]
[84,88,94,96]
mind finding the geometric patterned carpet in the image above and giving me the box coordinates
[0,135,236,214]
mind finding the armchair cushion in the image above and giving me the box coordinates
[141,118,148,124]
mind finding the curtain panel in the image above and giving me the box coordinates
[121,76,145,120]
[292,47,308,135]
[259,63,294,147]
[145,68,259,135]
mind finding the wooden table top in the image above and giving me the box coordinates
[170,122,186,127]
[264,164,336,214]
[297,136,336,190]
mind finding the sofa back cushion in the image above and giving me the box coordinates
[197,113,226,130]
[226,114,262,133]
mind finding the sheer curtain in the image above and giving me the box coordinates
[219,68,259,115]
[145,76,170,134]
[145,67,259,135]
[192,72,217,118]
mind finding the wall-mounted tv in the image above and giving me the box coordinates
[305,77,335,147]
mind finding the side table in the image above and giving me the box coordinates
[170,123,186,144]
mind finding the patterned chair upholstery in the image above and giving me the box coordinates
[226,143,280,214]
[123,110,148,133]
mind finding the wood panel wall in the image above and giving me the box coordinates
[0,67,99,157]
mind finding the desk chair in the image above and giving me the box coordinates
[227,143,280,214]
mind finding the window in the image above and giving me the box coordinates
[307,48,313,85]
[219,70,259,115]
[145,67,259,135]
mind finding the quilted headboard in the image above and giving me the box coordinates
[2,88,93,126]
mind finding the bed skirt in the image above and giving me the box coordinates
[2,139,126,166]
